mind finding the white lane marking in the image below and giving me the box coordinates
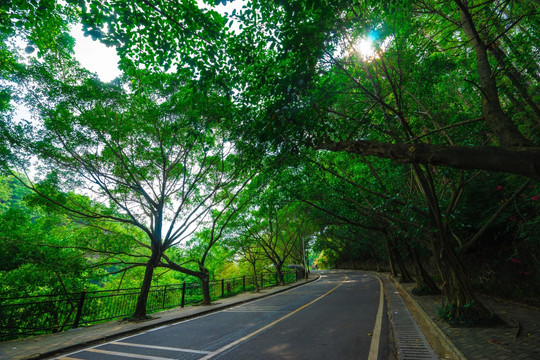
[147,325,169,332]
[224,310,288,313]
[199,274,349,360]
[368,275,385,360]
[87,348,175,359]
[110,341,212,354]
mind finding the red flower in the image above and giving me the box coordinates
[497,186,503,191]
[509,216,517,221]
[532,195,540,201]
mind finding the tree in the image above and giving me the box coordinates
[245,200,312,285]
[228,223,266,292]
[227,0,539,176]
[7,62,241,319]
[4,0,538,324]
[161,160,260,305]
[223,0,539,323]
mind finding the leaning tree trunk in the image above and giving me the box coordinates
[276,265,285,285]
[385,241,398,277]
[431,231,498,325]
[198,268,211,305]
[411,161,498,325]
[457,0,532,147]
[133,246,161,320]
[369,243,382,272]
[406,242,441,295]
[252,263,260,292]
[390,238,413,283]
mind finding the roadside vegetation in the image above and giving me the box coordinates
[1,0,538,334]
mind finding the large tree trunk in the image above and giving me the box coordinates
[317,141,540,178]
[252,263,260,292]
[388,237,413,283]
[412,163,499,325]
[369,243,381,272]
[386,241,398,277]
[488,43,540,124]
[456,0,532,147]
[430,231,499,325]
[276,265,285,285]
[133,245,161,320]
[199,269,211,305]
[406,242,441,295]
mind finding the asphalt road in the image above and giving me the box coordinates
[57,271,389,360]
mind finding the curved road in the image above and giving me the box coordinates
[58,271,389,360]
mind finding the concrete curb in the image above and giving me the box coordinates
[389,276,468,360]
[8,275,321,360]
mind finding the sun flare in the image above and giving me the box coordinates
[355,37,375,59]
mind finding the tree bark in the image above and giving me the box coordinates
[199,269,211,305]
[133,245,161,320]
[455,0,532,147]
[386,240,398,277]
[488,44,540,124]
[411,163,498,324]
[317,140,540,179]
[276,265,285,285]
[369,243,381,272]
[406,242,441,295]
[430,231,496,324]
[390,238,413,283]
[252,263,260,292]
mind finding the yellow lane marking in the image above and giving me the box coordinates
[200,274,349,360]
[368,275,385,360]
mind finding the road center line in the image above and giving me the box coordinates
[200,274,349,360]
[110,341,212,354]
[368,275,384,360]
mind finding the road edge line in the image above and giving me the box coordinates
[368,275,384,360]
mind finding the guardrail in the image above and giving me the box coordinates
[0,271,298,341]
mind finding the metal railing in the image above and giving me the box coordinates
[0,271,298,341]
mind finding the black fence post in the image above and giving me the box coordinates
[162,285,168,309]
[181,282,186,308]
[243,275,246,291]
[221,278,225,297]
[73,288,86,329]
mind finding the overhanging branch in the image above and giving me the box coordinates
[316,140,540,179]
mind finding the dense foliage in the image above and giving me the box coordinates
[1,0,539,330]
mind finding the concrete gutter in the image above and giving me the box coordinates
[389,276,467,360]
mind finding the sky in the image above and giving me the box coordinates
[71,24,122,82]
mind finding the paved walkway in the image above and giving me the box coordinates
[389,275,540,360]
